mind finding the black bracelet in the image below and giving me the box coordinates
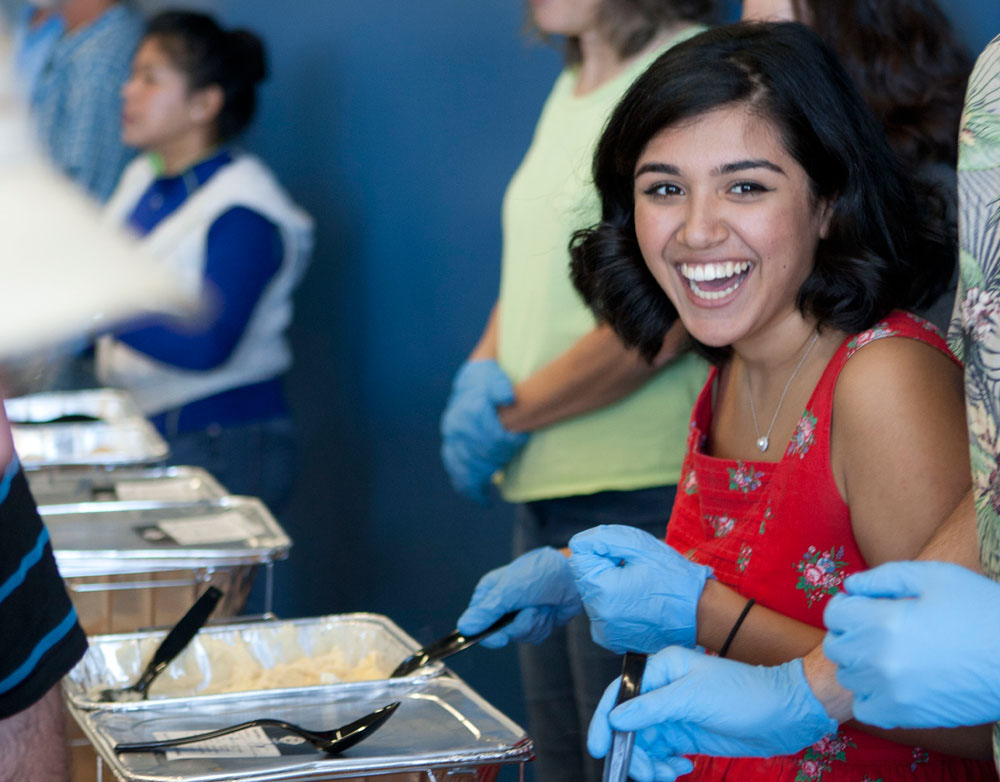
[718,598,755,658]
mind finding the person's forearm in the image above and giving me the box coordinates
[498,321,687,433]
[699,581,993,759]
[0,686,70,781]
[469,304,499,361]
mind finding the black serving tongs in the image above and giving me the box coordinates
[115,701,401,755]
[389,611,518,678]
[603,652,648,782]
[99,586,223,702]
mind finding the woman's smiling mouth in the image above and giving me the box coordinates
[679,261,753,301]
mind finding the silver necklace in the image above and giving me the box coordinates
[745,331,820,453]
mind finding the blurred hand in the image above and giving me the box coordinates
[457,547,582,647]
[588,647,837,781]
[440,359,528,503]
[824,560,1000,728]
[569,525,712,652]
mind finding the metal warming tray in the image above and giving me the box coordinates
[27,465,227,509]
[69,675,532,781]
[64,614,444,711]
[45,496,291,634]
[5,388,168,468]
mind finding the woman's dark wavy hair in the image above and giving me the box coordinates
[792,0,971,170]
[535,0,719,65]
[145,11,268,142]
[569,21,955,364]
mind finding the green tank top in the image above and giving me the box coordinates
[497,27,709,503]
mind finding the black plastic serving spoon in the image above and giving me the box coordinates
[389,611,519,678]
[99,586,223,702]
[114,701,401,755]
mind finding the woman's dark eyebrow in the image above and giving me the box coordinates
[634,162,680,178]
[714,159,786,176]
[635,159,787,178]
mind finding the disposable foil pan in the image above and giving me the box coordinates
[28,465,228,510]
[68,674,532,781]
[6,388,168,467]
[64,614,443,711]
[44,496,291,578]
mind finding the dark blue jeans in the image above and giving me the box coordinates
[513,485,677,782]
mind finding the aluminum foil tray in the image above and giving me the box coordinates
[69,675,532,781]
[45,496,291,577]
[64,614,444,711]
[6,389,168,467]
[28,465,228,509]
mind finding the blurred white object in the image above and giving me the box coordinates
[0,19,191,361]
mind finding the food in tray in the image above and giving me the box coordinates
[149,645,387,696]
[96,624,392,699]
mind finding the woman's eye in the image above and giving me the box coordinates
[644,182,684,198]
[729,181,769,196]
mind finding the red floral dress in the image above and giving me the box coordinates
[667,312,998,782]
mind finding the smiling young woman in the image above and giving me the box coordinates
[568,21,994,780]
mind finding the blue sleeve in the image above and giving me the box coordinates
[116,207,283,371]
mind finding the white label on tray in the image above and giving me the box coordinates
[156,511,265,545]
[115,479,199,502]
[156,726,281,759]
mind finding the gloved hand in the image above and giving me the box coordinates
[568,525,712,652]
[440,359,529,504]
[589,646,837,781]
[457,547,583,648]
[823,560,1000,729]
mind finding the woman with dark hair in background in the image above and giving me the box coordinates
[441,1,716,779]
[98,12,312,520]
[741,0,973,328]
[466,20,997,781]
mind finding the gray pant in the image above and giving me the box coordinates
[513,486,676,782]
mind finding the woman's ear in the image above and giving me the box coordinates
[190,84,224,126]
[817,197,835,240]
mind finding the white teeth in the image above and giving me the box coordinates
[679,261,751,282]
[677,261,752,301]
[688,278,743,300]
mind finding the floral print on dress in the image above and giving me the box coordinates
[795,732,855,781]
[760,506,772,536]
[843,323,898,361]
[682,467,698,495]
[910,747,929,772]
[705,514,736,538]
[795,545,848,606]
[904,311,941,334]
[736,543,752,572]
[786,410,818,458]
[728,461,764,493]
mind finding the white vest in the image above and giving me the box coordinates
[97,154,314,415]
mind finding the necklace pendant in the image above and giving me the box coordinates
[756,436,769,452]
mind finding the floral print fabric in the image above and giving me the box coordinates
[950,34,1000,772]
[666,312,989,780]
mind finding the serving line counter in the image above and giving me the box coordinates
[65,615,533,781]
[7,388,533,779]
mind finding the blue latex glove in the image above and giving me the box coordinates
[440,359,529,504]
[823,560,1000,729]
[568,525,712,652]
[457,547,583,648]
[589,647,837,781]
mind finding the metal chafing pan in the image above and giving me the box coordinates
[64,614,443,711]
[46,496,291,633]
[27,465,228,509]
[45,495,290,577]
[68,674,532,781]
[5,388,168,468]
